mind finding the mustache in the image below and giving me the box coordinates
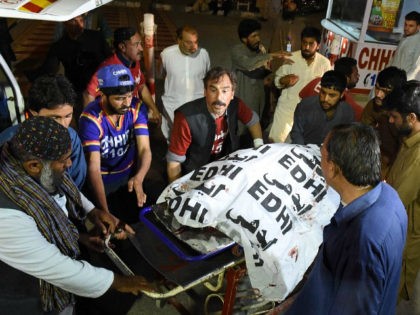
[212,101,227,107]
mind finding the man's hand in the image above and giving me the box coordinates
[281,74,299,87]
[111,274,156,295]
[128,175,147,207]
[79,233,106,253]
[87,208,135,239]
[270,51,294,66]
[148,109,162,126]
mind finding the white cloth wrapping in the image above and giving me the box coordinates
[158,143,339,301]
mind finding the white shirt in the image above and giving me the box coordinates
[269,51,331,142]
[390,31,420,80]
[0,193,114,298]
[160,45,210,120]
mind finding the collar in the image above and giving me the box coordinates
[332,182,383,226]
[116,52,134,68]
[403,131,420,148]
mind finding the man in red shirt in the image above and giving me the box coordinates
[299,57,363,121]
[166,67,263,183]
[84,27,161,125]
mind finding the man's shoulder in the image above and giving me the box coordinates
[0,124,19,146]
[82,99,103,119]
[100,53,121,67]
[178,97,206,114]
[161,44,180,56]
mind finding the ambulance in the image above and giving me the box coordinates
[0,0,113,132]
[320,0,420,94]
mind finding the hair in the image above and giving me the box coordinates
[320,70,347,93]
[203,67,237,91]
[113,27,136,50]
[237,19,261,40]
[326,123,381,187]
[405,11,420,24]
[176,25,198,40]
[376,66,407,90]
[383,80,420,118]
[301,26,321,43]
[26,74,76,112]
[334,57,357,78]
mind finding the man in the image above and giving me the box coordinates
[361,66,407,177]
[384,81,420,304]
[299,57,363,121]
[84,27,161,125]
[231,18,291,123]
[285,123,407,315]
[290,70,355,145]
[166,67,263,183]
[269,26,331,143]
[159,25,210,140]
[0,74,86,189]
[28,15,112,120]
[389,11,420,80]
[79,64,152,223]
[0,116,153,315]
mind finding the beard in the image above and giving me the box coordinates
[247,41,261,52]
[39,162,63,194]
[398,123,412,136]
[301,50,316,60]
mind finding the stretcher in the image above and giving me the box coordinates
[104,205,276,315]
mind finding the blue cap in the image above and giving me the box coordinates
[97,64,134,89]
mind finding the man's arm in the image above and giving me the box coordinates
[128,135,152,207]
[166,111,191,183]
[167,161,182,183]
[0,209,154,297]
[290,102,305,144]
[86,151,110,212]
[140,85,162,125]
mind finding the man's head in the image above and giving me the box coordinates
[26,74,76,129]
[203,67,236,118]
[321,123,381,189]
[64,15,85,39]
[97,64,135,115]
[114,27,143,62]
[300,27,321,60]
[319,70,346,112]
[176,25,199,56]
[373,67,407,106]
[404,11,420,37]
[334,57,359,89]
[383,80,420,137]
[9,116,72,193]
[238,19,262,52]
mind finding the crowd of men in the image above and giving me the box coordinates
[0,7,419,315]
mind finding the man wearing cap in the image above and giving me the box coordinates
[159,25,211,140]
[84,27,161,125]
[167,67,263,183]
[0,116,153,315]
[290,70,355,145]
[80,64,152,223]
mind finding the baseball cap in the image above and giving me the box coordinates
[114,27,136,48]
[97,64,134,89]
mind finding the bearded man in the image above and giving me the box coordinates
[269,26,331,143]
[0,116,153,314]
